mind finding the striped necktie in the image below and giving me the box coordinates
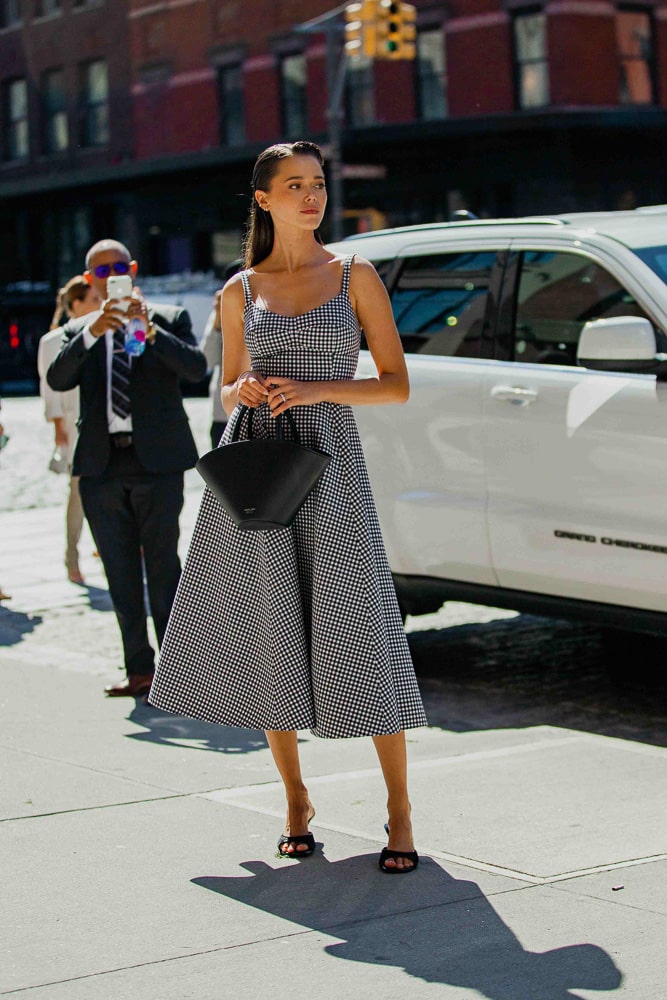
[111,329,131,418]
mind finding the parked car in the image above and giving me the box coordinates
[329,207,667,656]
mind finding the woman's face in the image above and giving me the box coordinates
[69,286,103,319]
[256,155,327,232]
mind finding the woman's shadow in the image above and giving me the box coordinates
[193,855,622,998]
[0,605,42,647]
[125,703,269,755]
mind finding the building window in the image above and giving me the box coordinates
[416,27,446,120]
[513,11,549,109]
[617,8,655,104]
[280,52,307,139]
[218,63,244,147]
[35,0,61,15]
[42,68,68,154]
[79,59,109,147]
[3,78,29,161]
[0,0,21,28]
[346,58,375,127]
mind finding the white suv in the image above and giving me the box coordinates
[330,208,667,639]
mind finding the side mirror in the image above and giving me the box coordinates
[577,316,658,373]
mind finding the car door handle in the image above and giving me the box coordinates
[490,385,539,405]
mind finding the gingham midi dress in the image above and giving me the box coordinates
[149,255,427,739]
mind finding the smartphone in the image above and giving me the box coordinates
[106,275,133,315]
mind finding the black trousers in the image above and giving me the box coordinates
[79,444,184,675]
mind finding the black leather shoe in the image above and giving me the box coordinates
[104,673,154,697]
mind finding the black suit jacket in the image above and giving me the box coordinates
[46,303,207,477]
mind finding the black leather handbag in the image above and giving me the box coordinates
[196,406,331,531]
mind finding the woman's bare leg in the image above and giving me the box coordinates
[65,476,85,583]
[372,731,415,871]
[265,730,314,854]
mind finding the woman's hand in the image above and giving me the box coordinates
[236,370,269,408]
[266,377,322,417]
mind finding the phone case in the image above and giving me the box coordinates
[106,275,133,300]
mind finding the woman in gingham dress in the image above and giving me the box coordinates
[150,141,427,873]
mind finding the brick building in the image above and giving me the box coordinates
[1,0,667,290]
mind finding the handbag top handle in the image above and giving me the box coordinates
[231,405,301,444]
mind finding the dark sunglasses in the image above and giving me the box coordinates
[92,261,131,279]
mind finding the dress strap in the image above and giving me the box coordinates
[341,254,355,297]
[240,270,253,308]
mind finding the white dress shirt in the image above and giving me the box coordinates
[83,325,133,433]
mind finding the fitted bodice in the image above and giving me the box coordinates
[240,255,360,382]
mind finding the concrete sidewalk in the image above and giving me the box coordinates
[1,399,666,998]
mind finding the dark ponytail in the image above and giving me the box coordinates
[242,141,325,269]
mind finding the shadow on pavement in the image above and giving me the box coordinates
[411,615,667,748]
[125,702,269,755]
[83,584,115,612]
[0,606,42,646]
[193,856,622,998]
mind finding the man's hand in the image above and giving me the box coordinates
[88,299,128,339]
[127,288,149,325]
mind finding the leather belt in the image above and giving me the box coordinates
[110,433,133,449]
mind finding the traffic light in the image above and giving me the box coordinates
[345,0,379,60]
[376,0,416,60]
[398,2,416,59]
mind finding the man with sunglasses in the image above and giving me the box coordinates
[47,239,207,697]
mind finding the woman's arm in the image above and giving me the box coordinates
[266,257,409,417]
[220,276,268,416]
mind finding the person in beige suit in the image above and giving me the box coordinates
[38,276,102,583]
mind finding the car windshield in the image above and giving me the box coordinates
[633,246,667,284]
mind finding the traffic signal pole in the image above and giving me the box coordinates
[296,6,348,242]
[296,2,416,242]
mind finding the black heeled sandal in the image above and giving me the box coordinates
[277,832,316,857]
[379,822,419,874]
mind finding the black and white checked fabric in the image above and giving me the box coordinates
[111,329,131,418]
[150,255,427,739]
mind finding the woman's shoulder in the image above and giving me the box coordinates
[340,254,382,297]
[324,250,375,280]
[326,251,376,274]
[223,268,248,287]
[221,270,247,298]
[220,271,248,316]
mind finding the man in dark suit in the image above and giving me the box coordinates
[48,239,207,697]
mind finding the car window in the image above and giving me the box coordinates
[511,250,653,365]
[373,259,394,289]
[389,251,497,356]
[633,245,667,284]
